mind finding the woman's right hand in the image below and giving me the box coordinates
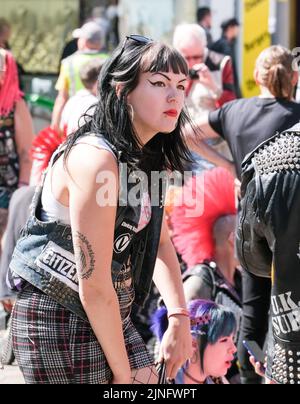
[158,315,193,380]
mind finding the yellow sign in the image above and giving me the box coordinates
[242,0,271,97]
[1,0,79,74]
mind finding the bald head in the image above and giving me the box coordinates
[213,215,236,247]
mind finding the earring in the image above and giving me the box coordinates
[127,104,135,122]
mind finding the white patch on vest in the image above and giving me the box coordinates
[35,241,79,292]
[114,233,132,254]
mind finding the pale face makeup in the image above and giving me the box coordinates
[126,69,187,146]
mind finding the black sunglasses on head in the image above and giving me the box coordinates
[125,34,153,45]
[110,35,153,72]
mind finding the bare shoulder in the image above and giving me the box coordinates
[65,142,119,189]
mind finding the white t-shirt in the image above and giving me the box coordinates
[60,89,98,135]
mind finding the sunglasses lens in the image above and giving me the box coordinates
[127,34,153,44]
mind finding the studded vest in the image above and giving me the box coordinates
[237,124,300,384]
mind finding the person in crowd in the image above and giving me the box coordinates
[196,7,213,48]
[0,48,33,244]
[182,214,241,309]
[51,21,108,133]
[0,18,25,88]
[0,186,35,312]
[170,167,237,270]
[237,122,300,385]
[173,23,236,117]
[152,299,237,384]
[210,18,241,97]
[0,49,33,354]
[184,45,300,179]
[0,18,11,49]
[211,18,240,57]
[31,60,105,186]
[60,38,78,63]
[170,167,242,383]
[185,45,300,384]
[8,35,194,384]
[173,24,236,171]
[106,0,120,49]
[60,58,105,135]
[91,6,110,50]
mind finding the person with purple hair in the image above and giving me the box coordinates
[152,299,237,384]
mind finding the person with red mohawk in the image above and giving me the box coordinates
[0,49,33,231]
[170,167,242,383]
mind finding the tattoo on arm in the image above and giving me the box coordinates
[74,232,96,280]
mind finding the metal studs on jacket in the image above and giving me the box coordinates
[272,344,300,384]
[254,132,300,175]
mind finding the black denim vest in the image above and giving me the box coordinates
[9,134,165,321]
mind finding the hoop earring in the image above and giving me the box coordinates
[128,104,135,122]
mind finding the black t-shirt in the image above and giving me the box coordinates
[209,97,300,178]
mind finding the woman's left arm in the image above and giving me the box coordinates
[14,99,34,185]
[153,213,193,379]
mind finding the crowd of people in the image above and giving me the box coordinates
[0,5,300,385]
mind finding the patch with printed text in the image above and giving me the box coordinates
[35,241,78,292]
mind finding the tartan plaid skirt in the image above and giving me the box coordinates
[11,284,153,384]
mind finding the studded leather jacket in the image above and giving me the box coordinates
[236,124,300,384]
[8,134,166,321]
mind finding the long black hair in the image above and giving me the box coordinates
[64,37,194,174]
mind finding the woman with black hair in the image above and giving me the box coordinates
[8,36,194,384]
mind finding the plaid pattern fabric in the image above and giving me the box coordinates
[12,285,153,384]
